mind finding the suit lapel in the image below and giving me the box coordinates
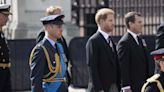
[97,32,116,65]
[97,32,113,52]
[127,33,146,60]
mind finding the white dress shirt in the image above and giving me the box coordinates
[127,29,140,45]
[45,35,56,49]
[98,27,111,43]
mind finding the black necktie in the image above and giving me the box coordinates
[137,36,145,52]
[137,36,144,48]
[137,36,147,61]
[108,36,114,51]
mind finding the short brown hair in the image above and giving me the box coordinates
[95,8,114,25]
[46,5,62,15]
[124,12,141,28]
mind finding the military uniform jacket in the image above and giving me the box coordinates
[0,31,10,64]
[30,38,64,92]
[144,72,164,92]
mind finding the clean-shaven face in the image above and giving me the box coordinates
[49,24,63,39]
[132,15,144,34]
[0,13,9,27]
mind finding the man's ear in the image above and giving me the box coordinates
[128,22,133,28]
[99,19,104,25]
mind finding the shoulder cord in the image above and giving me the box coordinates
[141,75,164,92]
[29,45,61,81]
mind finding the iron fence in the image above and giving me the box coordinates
[71,0,164,36]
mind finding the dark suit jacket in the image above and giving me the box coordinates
[117,32,154,92]
[156,22,164,49]
[30,38,68,92]
[86,31,120,92]
[144,72,164,92]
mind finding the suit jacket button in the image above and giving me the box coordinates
[1,52,3,55]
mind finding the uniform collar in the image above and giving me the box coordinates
[44,36,56,48]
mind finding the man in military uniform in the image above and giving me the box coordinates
[36,5,70,63]
[141,48,164,92]
[36,5,71,85]
[0,4,12,92]
[29,14,68,92]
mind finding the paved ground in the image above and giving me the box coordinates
[13,86,87,92]
[68,86,87,92]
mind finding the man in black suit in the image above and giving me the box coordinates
[86,8,120,92]
[0,4,12,92]
[29,14,68,92]
[117,12,154,92]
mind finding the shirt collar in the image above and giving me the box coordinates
[127,29,140,44]
[98,27,110,41]
[45,35,56,48]
[127,29,138,38]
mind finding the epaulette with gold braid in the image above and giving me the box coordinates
[29,45,61,82]
[141,74,164,92]
[147,74,160,83]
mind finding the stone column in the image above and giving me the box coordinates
[9,0,28,39]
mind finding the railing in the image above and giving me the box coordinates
[0,0,6,4]
[71,0,164,36]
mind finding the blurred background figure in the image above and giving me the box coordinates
[155,22,164,50]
